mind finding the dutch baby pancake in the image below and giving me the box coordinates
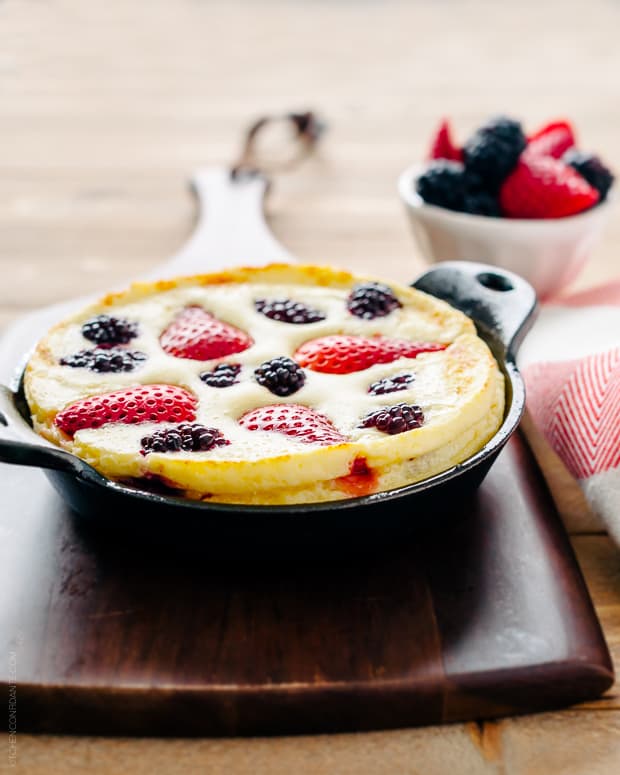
[24,264,504,504]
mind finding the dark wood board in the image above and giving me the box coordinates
[0,432,613,736]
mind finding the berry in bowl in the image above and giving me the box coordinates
[399,116,615,300]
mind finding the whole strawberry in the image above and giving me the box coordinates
[500,156,600,218]
[239,404,347,446]
[54,384,197,436]
[294,335,446,374]
[160,306,253,360]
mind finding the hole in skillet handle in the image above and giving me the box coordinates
[476,272,514,293]
[230,110,326,179]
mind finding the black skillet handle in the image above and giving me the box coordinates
[412,261,538,361]
[0,385,97,477]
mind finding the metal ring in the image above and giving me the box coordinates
[230,110,326,179]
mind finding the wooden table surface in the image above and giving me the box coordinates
[1,0,619,772]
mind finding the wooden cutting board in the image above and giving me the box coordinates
[0,432,613,736]
[0,167,613,736]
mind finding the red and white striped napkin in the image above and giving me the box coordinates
[518,281,620,546]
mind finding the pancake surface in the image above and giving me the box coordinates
[24,264,504,504]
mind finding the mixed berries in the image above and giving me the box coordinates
[57,286,443,452]
[346,282,402,319]
[60,314,145,374]
[255,298,325,324]
[81,315,138,346]
[368,373,414,396]
[200,363,242,388]
[254,356,306,397]
[60,347,147,373]
[416,160,502,216]
[141,424,229,454]
[416,115,614,218]
[360,403,425,435]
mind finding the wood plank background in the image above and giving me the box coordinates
[1,0,619,772]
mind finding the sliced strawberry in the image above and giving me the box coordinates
[55,384,197,436]
[239,404,347,446]
[160,306,253,361]
[526,119,576,159]
[294,335,446,375]
[528,119,575,141]
[428,118,463,162]
[500,156,599,219]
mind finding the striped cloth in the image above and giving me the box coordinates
[518,282,620,546]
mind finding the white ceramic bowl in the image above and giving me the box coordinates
[398,163,613,300]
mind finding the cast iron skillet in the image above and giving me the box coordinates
[0,261,536,545]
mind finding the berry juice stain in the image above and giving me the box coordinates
[336,457,378,498]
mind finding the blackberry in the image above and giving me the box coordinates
[360,403,424,435]
[463,116,526,190]
[415,160,468,211]
[368,373,414,396]
[347,282,402,320]
[200,363,241,388]
[255,298,326,324]
[81,314,138,346]
[254,356,306,396]
[462,190,501,217]
[563,150,615,201]
[60,348,147,373]
[141,423,229,454]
